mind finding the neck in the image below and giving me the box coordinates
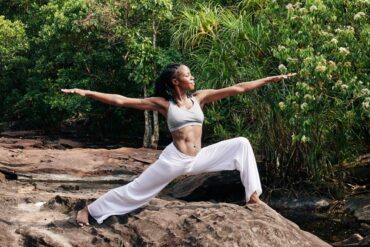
[173,88,188,103]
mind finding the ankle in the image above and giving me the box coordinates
[247,192,260,204]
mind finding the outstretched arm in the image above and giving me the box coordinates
[194,73,296,106]
[61,89,168,116]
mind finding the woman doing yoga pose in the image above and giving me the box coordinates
[62,63,295,226]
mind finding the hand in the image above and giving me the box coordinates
[268,73,297,83]
[61,88,88,96]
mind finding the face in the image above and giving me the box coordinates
[172,65,195,91]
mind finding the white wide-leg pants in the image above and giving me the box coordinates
[88,137,262,224]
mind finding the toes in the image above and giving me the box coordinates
[77,222,89,227]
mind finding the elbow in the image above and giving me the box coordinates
[112,95,127,106]
[235,86,247,94]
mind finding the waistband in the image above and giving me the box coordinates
[162,142,196,161]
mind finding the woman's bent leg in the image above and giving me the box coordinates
[189,137,262,202]
[88,146,190,224]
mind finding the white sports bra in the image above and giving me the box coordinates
[166,96,204,132]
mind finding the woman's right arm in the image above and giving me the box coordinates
[61,89,168,115]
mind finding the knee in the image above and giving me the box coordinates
[235,137,251,149]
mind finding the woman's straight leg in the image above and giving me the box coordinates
[88,144,193,224]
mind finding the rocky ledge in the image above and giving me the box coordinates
[0,135,331,246]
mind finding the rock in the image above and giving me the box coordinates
[345,193,370,223]
[15,196,330,247]
[359,235,370,246]
[332,233,364,246]
[114,198,331,247]
[161,170,245,202]
[0,223,16,247]
[0,172,7,183]
[0,144,160,178]
[0,135,332,246]
[341,154,370,185]
[269,196,331,211]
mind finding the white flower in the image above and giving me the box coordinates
[354,12,366,20]
[301,135,310,143]
[320,31,330,37]
[278,64,287,73]
[290,16,299,20]
[339,47,350,56]
[286,4,294,10]
[310,5,318,12]
[328,60,337,69]
[346,26,355,34]
[334,80,343,89]
[278,45,286,51]
[278,102,286,110]
[304,94,313,100]
[341,84,349,90]
[330,38,338,45]
[359,0,370,4]
[299,8,307,13]
[344,62,352,67]
[361,88,370,96]
[287,57,298,63]
[362,97,370,109]
[315,64,326,72]
[300,102,308,110]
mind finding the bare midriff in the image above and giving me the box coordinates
[171,125,202,156]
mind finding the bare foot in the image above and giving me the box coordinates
[246,191,263,204]
[76,206,90,226]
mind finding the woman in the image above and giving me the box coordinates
[62,63,295,226]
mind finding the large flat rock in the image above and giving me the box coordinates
[0,135,332,246]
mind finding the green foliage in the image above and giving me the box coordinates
[172,0,370,186]
[0,0,180,135]
[0,15,29,120]
[268,0,370,183]
[0,16,28,60]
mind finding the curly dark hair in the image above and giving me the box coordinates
[154,63,183,101]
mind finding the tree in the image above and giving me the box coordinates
[0,15,28,120]
[124,0,174,148]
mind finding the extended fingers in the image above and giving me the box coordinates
[280,73,297,79]
[61,89,76,94]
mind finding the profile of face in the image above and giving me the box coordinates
[172,65,195,91]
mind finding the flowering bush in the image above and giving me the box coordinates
[268,0,369,180]
[173,0,369,185]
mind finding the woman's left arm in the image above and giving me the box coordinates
[194,73,296,106]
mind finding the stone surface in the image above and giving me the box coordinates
[0,134,332,246]
[0,172,6,183]
[345,193,370,223]
[269,196,331,211]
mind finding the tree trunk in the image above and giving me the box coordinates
[124,1,129,27]
[151,111,159,149]
[143,84,153,148]
[150,18,159,149]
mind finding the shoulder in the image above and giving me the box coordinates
[192,89,215,99]
[141,97,170,116]
[147,97,170,109]
[192,90,214,107]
